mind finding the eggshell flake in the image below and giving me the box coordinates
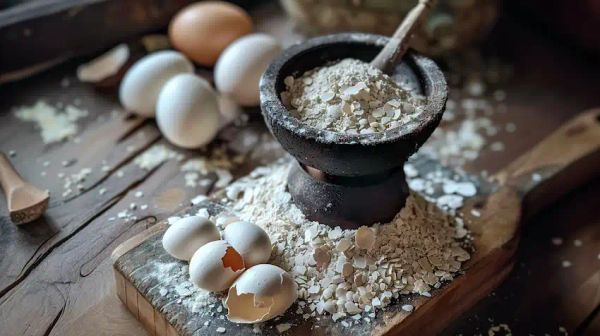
[214,33,282,106]
[225,264,298,323]
[77,44,129,83]
[222,221,272,267]
[162,216,220,261]
[189,240,245,292]
[119,50,193,117]
[355,226,375,250]
[156,73,221,148]
[169,1,253,66]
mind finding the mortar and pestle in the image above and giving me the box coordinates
[260,0,444,228]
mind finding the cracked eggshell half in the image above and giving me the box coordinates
[225,264,298,323]
[156,73,221,148]
[189,240,245,292]
[119,50,194,117]
[222,221,271,267]
[214,33,282,106]
[162,216,220,261]
[77,43,130,86]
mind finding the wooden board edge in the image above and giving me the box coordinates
[113,266,176,336]
[111,222,168,263]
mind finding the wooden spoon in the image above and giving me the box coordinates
[0,152,49,224]
[371,0,435,74]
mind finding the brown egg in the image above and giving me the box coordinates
[169,1,253,67]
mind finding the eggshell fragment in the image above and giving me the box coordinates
[225,264,298,323]
[162,216,220,261]
[355,226,375,250]
[222,221,271,267]
[156,73,221,148]
[189,240,245,292]
[214,34,282,106]
[169,1,253,66]
[77,44,129,83]
[119,50,193,117]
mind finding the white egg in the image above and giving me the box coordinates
[162,216,220,261]
[225,264,297,323]
[119,50,193,117]
[214,33,282,106]
[222,221,271,267]
[156,73,221,148]
[189,240,245,292]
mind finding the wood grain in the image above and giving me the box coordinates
[495,108,600,219]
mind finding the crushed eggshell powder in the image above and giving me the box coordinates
[14,100,88,144]
[219,159,472,321]
[280,58,426,134]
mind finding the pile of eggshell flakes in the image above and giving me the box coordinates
[162,215,298,323]
[77,1,282,149]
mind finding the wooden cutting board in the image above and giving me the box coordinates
[111,109,600,335]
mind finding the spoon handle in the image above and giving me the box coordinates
[370,0,435,73]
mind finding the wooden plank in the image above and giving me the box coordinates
[585,312,600,336]
[0,0,260,76]
[444,177,600,335]
[109,156,512,336]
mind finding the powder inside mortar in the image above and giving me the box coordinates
[280,58,426,134]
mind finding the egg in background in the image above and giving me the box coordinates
[215,33,282,106]
[156,73,221,149]
[119,50,193,117]
[169,1,253,66]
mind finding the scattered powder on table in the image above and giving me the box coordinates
[14,100,88,144]
[280,58,426,134]
[133,144,184,170]
[219,159,472,322]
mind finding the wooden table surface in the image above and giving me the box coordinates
[0,2,599,335]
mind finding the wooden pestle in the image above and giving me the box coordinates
[370,0,436,74]
[0,152,49,224]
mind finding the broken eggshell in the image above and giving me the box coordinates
[162,216,220,261]
[189,240,245,292]
[225,264,298,323]
[355,226,375,250]
[77,44,130,85]
[222,221,272,267]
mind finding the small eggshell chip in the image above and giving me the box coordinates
[77,44,129,83]
[214,33,282,106]
[189,240,245,292]
[119,50,194,117]
[156,73,221,148]
[162,216,220,261]
[355,226,375,250]
[222,221,272,267]
[225,264,297,323]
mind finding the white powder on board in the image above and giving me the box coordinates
[280,59,425,134]
[219,160,472,322]
[14,100,88,144]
